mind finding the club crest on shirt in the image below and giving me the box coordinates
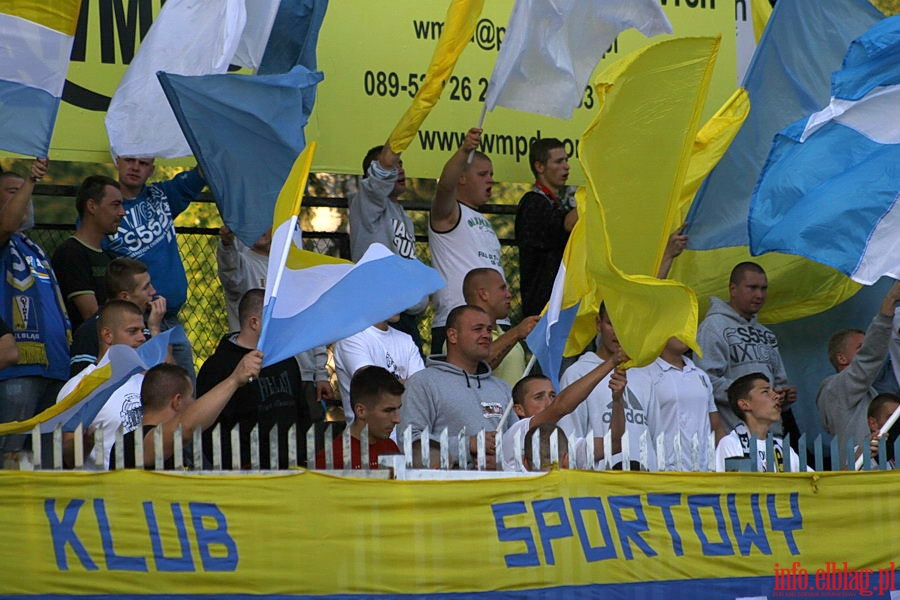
[481,402,504,419]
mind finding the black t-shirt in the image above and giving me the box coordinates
[110,424,204,470]
[197,334,311,469]
[51,237,115,331]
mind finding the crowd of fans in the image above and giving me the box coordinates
[1,130,898,473]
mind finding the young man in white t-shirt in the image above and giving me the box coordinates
[501,349,625,471]
[57,300,148,469]
[334,314,424,423]
[428,127,508,352]
[638,337,728,471]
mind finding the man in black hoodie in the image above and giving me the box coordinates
[196,288,311,468]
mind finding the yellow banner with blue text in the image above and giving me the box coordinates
[0,469,898,598]
[24,0,735,184]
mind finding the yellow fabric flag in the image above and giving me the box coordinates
[752,0,774,43]
[387,0,484,153]
[563,55,749,358]
[572,37,724,367]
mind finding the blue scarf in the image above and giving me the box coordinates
[0,234,71,381]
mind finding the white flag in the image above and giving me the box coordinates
[105,0,247,158]
[485,0,672,119]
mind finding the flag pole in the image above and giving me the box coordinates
[467,101,489,164]
[256,214,298,354]
[855,402,900,470]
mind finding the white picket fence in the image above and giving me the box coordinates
[3,423,895,476]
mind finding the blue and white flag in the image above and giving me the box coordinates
[105,0,248,158]
[158,66,323,249]
[61,326,189,432]
[672,0,884,325]
[749,15,900,285]
[484,0,670,119]
[0,2,81,156]
[258,145,444,367]
[526,263,580,391]
[686,0,884,251]
[261,242,445,367]
[0,327,186,435]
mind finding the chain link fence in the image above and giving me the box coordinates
[30,198,522,380]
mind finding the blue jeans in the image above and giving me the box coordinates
[0,376,63,454]
[162,312,195,383]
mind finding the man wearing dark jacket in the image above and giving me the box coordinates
[196,289,311,469]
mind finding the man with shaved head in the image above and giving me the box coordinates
[696,262,796,434]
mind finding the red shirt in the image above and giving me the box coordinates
[315,436,401,469]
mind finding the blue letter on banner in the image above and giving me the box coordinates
[45,499,98,571]
[190,502,238,572]
[94,498,148,571]
[144,502,195,572]
[532,498,573,566]
[569,497,616,562]
[767,493,802,555]
[608,495,658,559]
[688,494,734,556]
[492,502,540,568]
[727,494,771,556]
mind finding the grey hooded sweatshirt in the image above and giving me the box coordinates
[695,297,789,428]
[816,312,893,452]
[399,355,513,463]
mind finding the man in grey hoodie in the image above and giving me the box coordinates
[399,305,512,468]
[817,280,900,462]
[696,262,796,430]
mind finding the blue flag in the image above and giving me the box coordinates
[158,66,323,248]
[671,0,884,325]
[687,0,884,250]
[749,15,900,285]
[258,0,329,115]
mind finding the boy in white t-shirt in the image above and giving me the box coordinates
[502,350,626,471]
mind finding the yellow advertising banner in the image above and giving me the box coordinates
[38,0,735,183]
[1,469,898,598]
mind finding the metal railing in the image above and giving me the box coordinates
[7,423,896,476]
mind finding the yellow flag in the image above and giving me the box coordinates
[752,0,773,43]
[269,141,352,275]
[574,37,724,367]
[563,62,748,359]
[386,0,484,153]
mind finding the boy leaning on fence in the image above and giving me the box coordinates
[315,365,403,470]
[715,373,809,473]
[501,347,628,472]
[110,352,261,470]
